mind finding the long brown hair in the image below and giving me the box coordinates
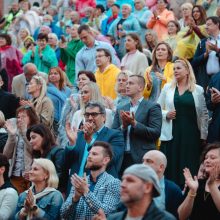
[192,5,207,25]
[48,67,65,90]
[151,42,173,72]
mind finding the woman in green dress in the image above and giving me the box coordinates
[158,58,208,186]
[59,24,84,84]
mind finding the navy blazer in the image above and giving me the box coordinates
[112,99,162,163]
[65,126,125,194]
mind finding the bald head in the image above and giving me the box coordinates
[142,150,167,179]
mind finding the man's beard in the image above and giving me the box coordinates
[85,163,102,171]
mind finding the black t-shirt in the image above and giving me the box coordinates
[190,179,220,220]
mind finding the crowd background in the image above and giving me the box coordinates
[0,0,220,219]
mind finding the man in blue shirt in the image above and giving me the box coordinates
[75,24,120,81]
[64,102,125,195]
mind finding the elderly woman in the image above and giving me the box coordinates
[178,143,220,220]
[144,41,173,102]
[48,33,61,62]
[3,106,39,194]
[133,0,152,43]
[21,75,54,128]
[121,33,149,76]
[179,3,193,28]
[158,59,209,186]
[0,34,23,91]
[15,158,63,220]
[147,0,175,41]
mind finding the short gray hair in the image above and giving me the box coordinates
[23,63,37,75]
[85,101,106,115]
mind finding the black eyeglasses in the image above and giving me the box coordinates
[84,112,103,118]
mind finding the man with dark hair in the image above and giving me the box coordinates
[75,24,120,81]
[22,33,58,73]
[112,75,162,173]
[192,16,220,91]
[65,101,125,195]
[0,153,18,219]
[95,48,121,99]
[60,141,121,219]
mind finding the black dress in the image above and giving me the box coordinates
[190,179,220,220]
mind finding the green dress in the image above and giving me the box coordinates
[60,39,84,84]
[161,87,201,186]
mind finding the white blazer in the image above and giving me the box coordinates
[157,83,208,141]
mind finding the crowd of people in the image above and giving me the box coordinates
[0,0,220,219]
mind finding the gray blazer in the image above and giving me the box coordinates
[112,99,162,163]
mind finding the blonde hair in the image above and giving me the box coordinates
[31,75,47,113]
[0,111,5,128]
[171,58,196,92]
[80,82,104,112]
[181,2,193,10]
[33,158,59,189]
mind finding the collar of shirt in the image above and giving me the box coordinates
[209,33,220,40]
[130,97,144,107]
[96,125,105,135]
[89,172,105,192]
[85,40,99,50]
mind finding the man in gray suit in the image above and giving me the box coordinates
[112,75,162,173]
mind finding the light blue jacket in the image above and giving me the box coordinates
[15,188,63,220]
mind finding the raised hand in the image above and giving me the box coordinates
[183,168,199,193]
[5,120,17,135]
[207,163,220,186]
[83,122,95,143]
[65,122,78,146]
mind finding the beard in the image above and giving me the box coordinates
[85,162,102,171]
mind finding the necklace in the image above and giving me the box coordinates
[204,191,210,201]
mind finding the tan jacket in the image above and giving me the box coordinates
[3,119,33,177]
[33,96,54,128]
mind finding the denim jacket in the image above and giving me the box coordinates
[15,188,63,220]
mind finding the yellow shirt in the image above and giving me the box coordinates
[95,64,121,99]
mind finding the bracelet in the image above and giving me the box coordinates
[188,192,197,197]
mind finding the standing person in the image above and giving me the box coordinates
[26,123,66,193]
[22,33,58,74]
[178,143,220,220]
[121,33,148,76]
[75,24,120,79]
[144,42,173,102]
[174,4,208,60]
[205,70,220,143]
[112,75,162,173]
[93,164,175,220]
[60,25,84,84]
[133,0,152,44]
[3,105,39,194]
[192,16,220,91]
[143,150,183,219]
[60,141,121,219]
[47,67,71,134]
[95,48,120,100]
[14,159,63,220]
[0,33,23,91]
[147,0,175,41]
[108,4,141,59]
[0,153,18,219]
[158,59,209,186]
[21,75,54,128]
[163,20,180,51]
[65,102,125,194]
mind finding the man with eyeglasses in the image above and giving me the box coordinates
[95,48,121,99]
[65,101,125,195]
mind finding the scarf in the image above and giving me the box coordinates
[25,186,56,220]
